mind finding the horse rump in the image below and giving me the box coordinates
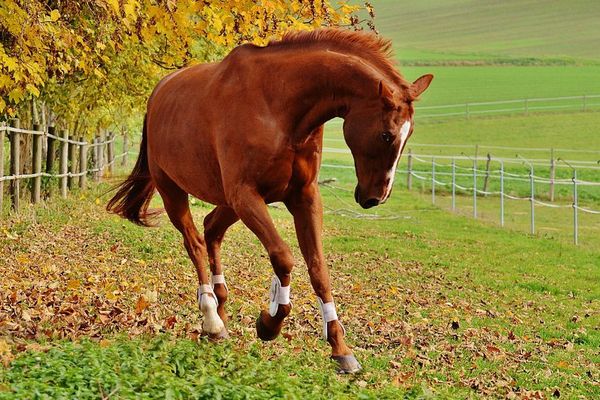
[106,116,159,226]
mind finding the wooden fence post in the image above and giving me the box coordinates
[46,126,56,173]
[60,129,68,198]
[32,123,42,203]
[45,125,56,199]
[121,133,128,167]
[79,136,87,189]
[483,153,491,196]
[0,122,5,214]
[107,133,115,176]
[91,136,98,182]
[9,118,20,212]
[98,133,105,178]
[68,135,78,189]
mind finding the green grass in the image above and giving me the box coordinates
[372,0,600,63]
[366,1,600,111]
[1,2,599,397]
[1,338,388,399]
[322,112,600,213]
[401,66,600,107]
[325,112,600,158]
[1,174,599,398]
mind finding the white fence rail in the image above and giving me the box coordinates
[416,94,600,119]
[1,121,128,214]
[320,148,600,246]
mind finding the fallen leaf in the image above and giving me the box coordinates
[164,315,177,329]
[67,279,80,290]
[392,372,413,387]
[135,296,150,314]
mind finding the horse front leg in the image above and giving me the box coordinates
[230,189,294,341]
[286,184,362,374]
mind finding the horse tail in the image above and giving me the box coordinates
[106,115,158,226]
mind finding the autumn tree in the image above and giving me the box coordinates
[0,0,366,138]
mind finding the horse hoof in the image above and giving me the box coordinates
[208,327,229,342]
[256,311,281,341]
[201,326,229,342]
[332,355,362,374]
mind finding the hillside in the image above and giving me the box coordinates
[371,0,600,63]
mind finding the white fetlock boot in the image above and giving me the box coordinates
[198,284,224,335]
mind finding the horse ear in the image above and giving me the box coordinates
[409,74,434,100]
[379,81,397,110]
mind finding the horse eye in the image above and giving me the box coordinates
[381,131,393,143]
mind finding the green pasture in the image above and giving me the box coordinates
[324,112,600,159]
[1,174,598,398]
[321,111,600,246]
[372,0,600,63]
[367,0,600,110]
[401,66,600,107]
[2,1,600,398]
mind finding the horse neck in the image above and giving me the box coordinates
[270,50,384,141]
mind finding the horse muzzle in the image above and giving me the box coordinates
[354,186,382,209]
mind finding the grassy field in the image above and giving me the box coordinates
[1,1,599,398]
[371,0,600,63]
[367,0,600,109]
[325,112,600,157]
[402,66,600,107]
[321,111,600,250]
[0,177,598,398]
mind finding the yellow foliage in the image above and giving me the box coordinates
[50,9,60,21]
[0,0,368,133]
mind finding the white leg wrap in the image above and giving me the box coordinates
[317,297,345,340]
[211,274,228,292]
[197,284,224,334]
[268,275,290,317]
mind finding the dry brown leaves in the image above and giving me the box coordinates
[0,201,597,398]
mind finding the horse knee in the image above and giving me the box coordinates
[268,246,294,277]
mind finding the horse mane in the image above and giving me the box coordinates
[268,28,411,91]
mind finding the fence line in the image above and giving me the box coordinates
[323,139,600,161]
[0,121,128,215]
[320,149,600,246]
[318,94,600,123]
[417,94,600,119]
[322,146,600,172]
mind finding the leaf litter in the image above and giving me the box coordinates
[0,196,598,398]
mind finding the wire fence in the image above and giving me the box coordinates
[1,120,129,215]
[320,148,600,246]
[416,94,600,119]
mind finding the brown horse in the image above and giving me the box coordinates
[107,28,432,373]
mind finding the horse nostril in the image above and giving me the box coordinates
[361,198,380,209]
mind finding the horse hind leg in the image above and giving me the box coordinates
[203,205,239,325]
[153,170,226,339]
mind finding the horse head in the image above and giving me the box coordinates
[343,74,433,208]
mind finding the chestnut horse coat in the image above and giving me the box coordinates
[107,28,432,373]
